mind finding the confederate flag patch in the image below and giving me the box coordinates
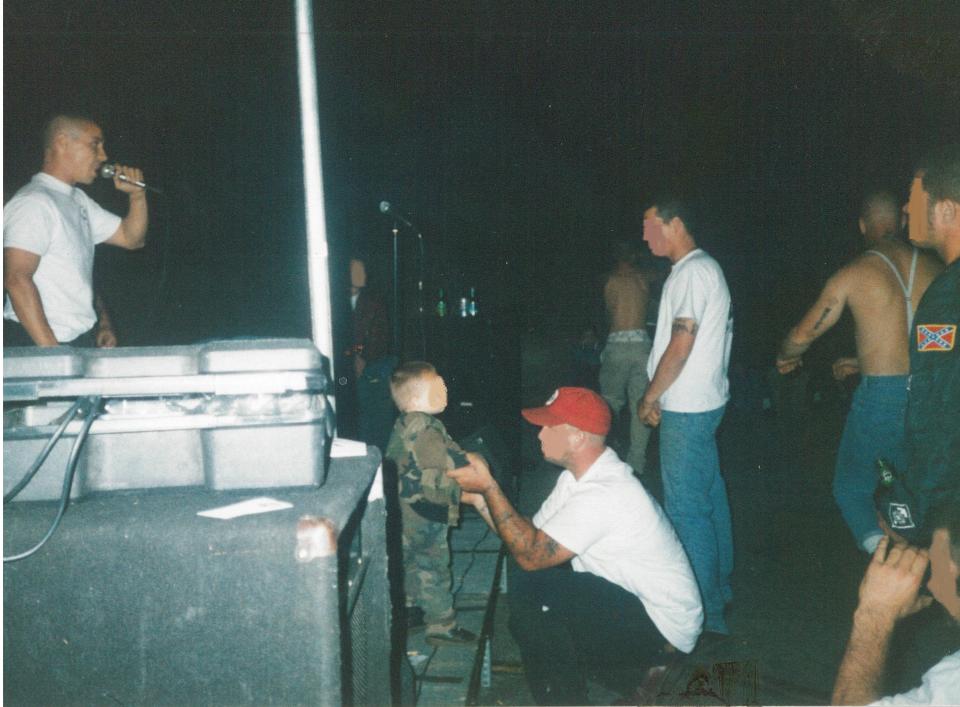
[916,324,956,352]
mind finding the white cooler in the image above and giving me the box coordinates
[3,339,333,501]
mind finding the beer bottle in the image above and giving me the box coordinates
[435,288,447,318]
[876,458,896,488]
[467,286,478,317]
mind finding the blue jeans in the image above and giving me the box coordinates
[833,375,907,549]
[660,405,732,634]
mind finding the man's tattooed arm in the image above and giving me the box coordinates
[641,316,699,414]
[484,482,575,570]
[777,283,846,373]
[671,318,699,336]
[812,306,833,331]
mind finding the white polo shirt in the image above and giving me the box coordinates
[648,248,733,412]
[532,448,704,652]
[3,173,120,342]
[869,649,960,705]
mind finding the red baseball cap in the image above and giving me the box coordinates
[521,387,611,436]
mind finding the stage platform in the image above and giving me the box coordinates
[406,511,504,706]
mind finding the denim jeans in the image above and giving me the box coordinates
[659,405,732,634]
[833,375,907,550]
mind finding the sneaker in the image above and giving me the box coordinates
[425,626,478,646]
[406,607,425,633]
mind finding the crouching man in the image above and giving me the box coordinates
[448,386,703,704]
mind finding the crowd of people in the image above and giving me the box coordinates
[441,164,959,704]
[381,167,958,704]
[4,114,959,705]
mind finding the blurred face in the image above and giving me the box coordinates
[63,122,107,184]
[927,529,960,621]
[349,259,367,291]
[906,176,932,247]
[424,373,448,414]
[537,423,576,467]
[643,206,669,257]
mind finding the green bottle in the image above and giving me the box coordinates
[876,458,896,488]
[435,288,447,318]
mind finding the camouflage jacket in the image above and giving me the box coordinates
[386,411,466,526]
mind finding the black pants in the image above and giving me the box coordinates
[3,319,95,348]
[508,563,667,705]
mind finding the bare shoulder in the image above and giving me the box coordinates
[607,267,649,291]
[825,260,863,292]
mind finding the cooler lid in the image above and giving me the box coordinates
[83,345,200,377]
[3,346,84,379]
[199,338,324,373]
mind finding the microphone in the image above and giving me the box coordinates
[379,201,416,230]
[100,164,162,194]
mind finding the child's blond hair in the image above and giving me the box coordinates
[389,361,437,411]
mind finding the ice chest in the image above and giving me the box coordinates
[4,339,333,501]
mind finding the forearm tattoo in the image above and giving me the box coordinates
[812,306,832,331]
[672,318,698,335]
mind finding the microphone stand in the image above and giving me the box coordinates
[388,222,428,360]
[380,209,427,359]
[416,229,426,359]
[391,224,400,356]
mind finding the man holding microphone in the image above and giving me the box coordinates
[4,114,148,347]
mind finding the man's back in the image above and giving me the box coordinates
[842,240,942,375]
[604,264,649,332]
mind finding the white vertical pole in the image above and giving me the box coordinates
[295,0,336,386]
[482,637,492,688]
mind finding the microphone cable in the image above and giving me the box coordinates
[4,396,102,563]
[3,398,85,504]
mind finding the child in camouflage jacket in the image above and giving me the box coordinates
[386,361,478,646]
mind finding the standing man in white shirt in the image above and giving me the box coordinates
[638,197,735,636]
[4,114,148,347]
[449,386,703,704]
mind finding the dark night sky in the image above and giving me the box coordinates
[4,1,960,376]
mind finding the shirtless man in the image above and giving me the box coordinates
[776,191,943,553]
[599,240,653,474]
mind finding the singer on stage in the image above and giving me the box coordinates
[4,114,148,347]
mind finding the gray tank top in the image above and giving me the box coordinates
[865,247,919,334]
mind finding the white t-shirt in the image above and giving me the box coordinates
[648,248,732,412]
[532,448,704,652]
[3,173,121,342]
[869,649,960,705]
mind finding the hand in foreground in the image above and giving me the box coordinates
[460,491,488,511]
[110,164,146,194]
[96,324,117,348]
[638,398,661,427]
[775,355,802,375]
[857,536,932,623]
[832,357,860,381]
[447,452,494,494]
[353,355,366,379]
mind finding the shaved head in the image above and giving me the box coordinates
[861,191,899,229]
[43,115,96,152]
[859,190,899,242]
